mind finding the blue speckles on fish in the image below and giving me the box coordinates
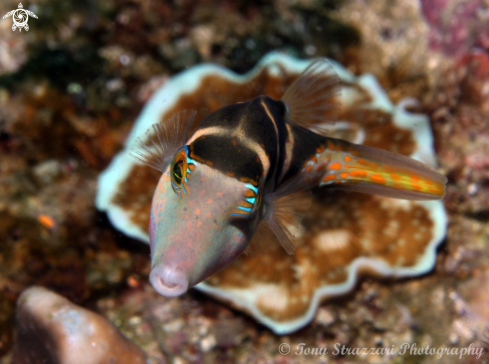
[130,59,447,298]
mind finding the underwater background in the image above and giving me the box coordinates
[1,0,489,363]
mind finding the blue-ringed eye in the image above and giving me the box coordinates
[170,147,194,196]
[172,160,184,185]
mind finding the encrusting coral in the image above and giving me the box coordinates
[97,52,447,334]
[12,286,147,364]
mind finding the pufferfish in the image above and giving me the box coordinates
[130,59,447,297]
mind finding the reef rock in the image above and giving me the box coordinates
[12,286,147,364]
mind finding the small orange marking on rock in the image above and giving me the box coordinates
[127,275,140,288]
[217,192,223,197]
[200,190,205,195]
[197,221,203,227]
[329,162,342,170]
[232,139,237,146]
[323,174,336,182]
[369,174,386,184]
[201,177,206,182]
[207,199,213,204]
[38,214,56,229]
[340,172,348,179]
[195,208,201,215]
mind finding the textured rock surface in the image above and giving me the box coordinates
[12,286,148,364]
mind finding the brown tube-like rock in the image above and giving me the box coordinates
[12,286,147,364]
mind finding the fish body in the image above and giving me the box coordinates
[131,59,447,297]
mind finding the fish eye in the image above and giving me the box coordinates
[172,160,184,184]
[170,147,194,196]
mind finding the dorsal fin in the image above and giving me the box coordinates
[281,58,340,135]
[129,110,198,172]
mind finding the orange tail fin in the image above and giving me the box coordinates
[319,138,447,200]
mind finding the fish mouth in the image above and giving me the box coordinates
[149,265,189,297]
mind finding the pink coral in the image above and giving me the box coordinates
[420,0,489,57]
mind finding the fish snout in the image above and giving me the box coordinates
[149,264,189,297]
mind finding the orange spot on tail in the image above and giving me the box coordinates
[391,174,402,181]
[345,156,352,162]
[329,162,342,170]
[340,172,348,179]
[323,174,336,182]
[357,159,378,168]
[369,174,387,184]
[350,170,367,178]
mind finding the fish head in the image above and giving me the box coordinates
[149,146,262,297]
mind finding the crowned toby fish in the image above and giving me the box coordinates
[130,59,447,297]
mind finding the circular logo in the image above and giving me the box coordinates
[278,343,291,355]
[13,9,28,28]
